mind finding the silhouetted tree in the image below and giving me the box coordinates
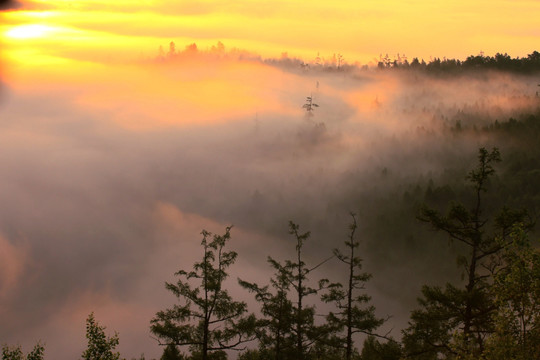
[374,50,540,73]
[403,147,531,359]
[160,344,185,360]
[277,222,333,359]
[1,343,44,360]
[239,261,295,360]
[242,222,332,360]
[485,224,540,359]
[302,96,319,116]
[150,227,255,360]
[360,336,402,360]
[322,213,384,360]
[82,312,120,360]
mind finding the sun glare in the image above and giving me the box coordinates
[6,24,51,39]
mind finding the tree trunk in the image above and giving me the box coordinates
[346,246,354,360]
[297,258,304,360]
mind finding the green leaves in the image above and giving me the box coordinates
[404,147,533,359]
[361,336,402,360]
[151,226,254,360]
[2,345,24,360]
[240,221,339,360]
[1,343,45,360]
[82,312,120,360]
[322,213,384,360]
[486,225,540,359]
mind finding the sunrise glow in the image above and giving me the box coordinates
[1,0,539,67]
[5,24,51,39]
[1,1,539,360]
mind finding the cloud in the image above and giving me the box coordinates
[4,0,539,65]
[0,234,28,300]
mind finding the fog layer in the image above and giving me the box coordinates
[1,52,538,359]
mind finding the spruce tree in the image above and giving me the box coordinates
[322,213,384,360]
[151,227,255,360]
[82,312,120,360]
[241,222,331,360]
[402,148,531,359]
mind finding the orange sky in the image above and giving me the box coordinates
[1,0,539,68]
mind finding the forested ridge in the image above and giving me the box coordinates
[375,51,540,74]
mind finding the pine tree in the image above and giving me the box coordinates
[160,344,185,360]
[402,147,531,359]
[151,227,255,360]
[322,213,384,360]
[240,222,332,360]
[239,254,295,360]
[360,336,402,360]
[82,312,120,360]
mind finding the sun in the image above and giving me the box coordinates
[5,24,51,39]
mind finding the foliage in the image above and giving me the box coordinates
[187,350,227,360]
[271,222,332,360]
[151,226,255,360]
[322,213,384,360]
[484,225,540,359]
[82,312,120,360]
[240,221,333,360]
[130,354,147,360]
[239,261,296,360]
[24,344,44,360]
[360,336,402,360]
[2,345,24,360]
[1,343,44,360]
[237,348,268,360]
[402,147,531,359]
[376,50,540,74]
[310,342,349,360]
[160,344,185,360]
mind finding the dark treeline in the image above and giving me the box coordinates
[449,110,540,214]
[376,51,540,74]
[263,50,540,75]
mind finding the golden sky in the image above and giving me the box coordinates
[1,0,539,67]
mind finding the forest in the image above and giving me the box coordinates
[5,112,540,360]
[374,51,540,74]
[2,49,540,360]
